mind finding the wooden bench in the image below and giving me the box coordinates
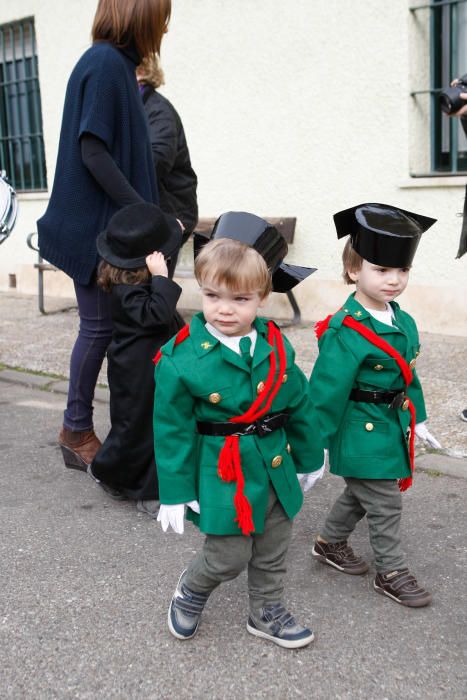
[26,232,76,314]
[177,217,302,326]
[27,216,303,324]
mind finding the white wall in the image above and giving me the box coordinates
[1,0,466,334]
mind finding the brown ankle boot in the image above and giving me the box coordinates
[58,427,102,471]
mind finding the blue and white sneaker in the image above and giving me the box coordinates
[168,570,210,640]
[247,603,314,649]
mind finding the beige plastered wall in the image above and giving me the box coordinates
[1,0,466,335]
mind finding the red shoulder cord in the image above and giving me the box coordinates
[315,314,415,492]
[153,324,190,365]
[218,321,287,535]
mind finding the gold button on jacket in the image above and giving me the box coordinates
[209,392,221,404]
[365,422,374,431]
[256,381,265,394]
[409,358,416,369]
[373,364,384,371]
[402,399,410,411]
[271,455,283,468]
[282,373,288,383]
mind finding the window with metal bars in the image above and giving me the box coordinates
[410,0,467,175]
[0,17,47,191]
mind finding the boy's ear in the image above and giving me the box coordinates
[347,269,359,283]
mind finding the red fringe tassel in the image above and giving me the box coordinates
[217,322,287,536]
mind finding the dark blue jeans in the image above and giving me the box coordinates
[63,278,112,432]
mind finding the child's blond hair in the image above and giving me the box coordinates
[195,238,272,298]
[136,52,165,88]
[342,239,363,284]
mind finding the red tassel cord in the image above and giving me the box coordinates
[217,322,287,535]
[153,324,190,365]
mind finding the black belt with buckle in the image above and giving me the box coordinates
[197,412,289,437]
[349,389,406,409]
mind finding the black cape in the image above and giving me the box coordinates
[92,276,184,499]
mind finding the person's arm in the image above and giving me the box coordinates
[154,355,199,504]
[118,276,182,330]
[145,96,178,178]
[80,133,144,207]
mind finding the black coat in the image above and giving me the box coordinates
[92,276,184,499]
[141,85,198,238]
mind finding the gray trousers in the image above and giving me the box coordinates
[321,477,406,573]
[184,486,292,613]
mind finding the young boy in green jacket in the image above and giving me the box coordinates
[309,203,441,608]
[154,211,321,648]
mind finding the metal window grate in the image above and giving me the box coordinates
[0,17,47,191]
[410,0,467,175]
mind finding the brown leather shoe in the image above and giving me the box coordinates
[58,427,101,471]
[312,539,369,575]
[374,569,432,607]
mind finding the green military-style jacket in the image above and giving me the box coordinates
[308,293,427,480]
[154,313,322,536]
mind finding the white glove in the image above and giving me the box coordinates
[157,500,200,534]
[415,422,442,450]
[298,465,325,492]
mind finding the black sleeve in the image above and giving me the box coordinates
[461,116,467,139]
[80,133,144,207]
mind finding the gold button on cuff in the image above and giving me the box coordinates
[286,443,291,454]
[373,364,384,371]
[209,392,221,404]
[282,373,288,383]
[402,399,410,411]
[365,422,374,432]
[256,381,265,394]
[409,358,416,369]
[415,350,420,357]
[271,455,283,468]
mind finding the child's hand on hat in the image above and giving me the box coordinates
[146,251,168,277]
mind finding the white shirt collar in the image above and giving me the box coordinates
[205,322,257,355]
[364,302,395,327]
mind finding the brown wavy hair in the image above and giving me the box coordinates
[97,260,151,292]
[92,0,171,58]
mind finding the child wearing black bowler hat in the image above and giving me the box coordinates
[308,202,442,608]
[88,202,184,516]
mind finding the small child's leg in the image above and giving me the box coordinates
[246,487,314,649]
[168,533,253,640]
[312,480,369,575]
[348,477,431,607]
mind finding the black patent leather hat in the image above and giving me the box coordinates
[334,203,436,268]
[97,202,182,269]
[194,211,316,292]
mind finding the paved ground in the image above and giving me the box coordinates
[1,291,467,698]
[1,382,466,699]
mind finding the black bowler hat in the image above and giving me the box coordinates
[96,202,182,269]
[334,203,436,268]
[194,211,317,292]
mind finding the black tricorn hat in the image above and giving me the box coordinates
[334,203,436,268]
[97,202,182,269]
[194,211,316,292]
